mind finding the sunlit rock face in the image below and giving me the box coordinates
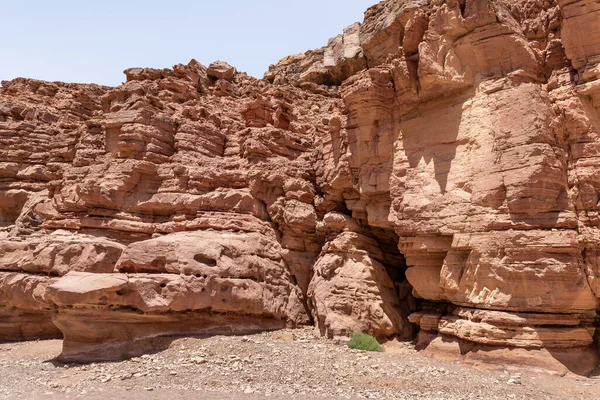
[270,0,600,372]
[2,0,600,371]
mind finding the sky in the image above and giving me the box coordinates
[1,0,376,86]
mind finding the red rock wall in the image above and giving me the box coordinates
[1,0,600,370]
[268,0,600,372]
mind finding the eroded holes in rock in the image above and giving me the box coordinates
[315,72,338,87]
[194,254,217,267]
[159,282,167,288]
[115,289,126,296]
[118,265,133,273]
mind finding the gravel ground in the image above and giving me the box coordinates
[0,327,598,399]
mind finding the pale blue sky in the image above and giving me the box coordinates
[1,1,376,86]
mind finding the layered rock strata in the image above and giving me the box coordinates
[1,0,600,372]
[268,0,600,373]
[0,59,411,361]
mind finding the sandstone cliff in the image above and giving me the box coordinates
[1,0,600,373]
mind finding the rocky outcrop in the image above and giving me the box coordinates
[1,0,600,373]
[308,231,413,340]
[269,0,600,373]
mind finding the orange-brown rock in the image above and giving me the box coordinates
[308,231,413,340]
[271,0,600,371]
[2,0,600,372]
[0,272,60,341]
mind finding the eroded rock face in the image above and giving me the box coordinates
[2,0,600,371]
[269,0,600,373]
[308,231,413,340]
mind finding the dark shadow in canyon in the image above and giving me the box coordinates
[0,190,29,228]
[361,224,419,340]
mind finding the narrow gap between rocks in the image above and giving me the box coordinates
[360,224,420,341]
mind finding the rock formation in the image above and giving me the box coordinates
[1,0,600,373]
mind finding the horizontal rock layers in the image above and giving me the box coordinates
[1,0,600,373]
[271,0,600,373]
[0,59,412,360]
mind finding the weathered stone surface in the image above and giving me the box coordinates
[207,61,237,81]
[265,23,367,86]
[46,269,304,322]
[0,231,125,276]
[411,307,596,348]
[0,272,60,341]
[2,0,600,371]
[308,232,412,340]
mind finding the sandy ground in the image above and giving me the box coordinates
[0,328,598,400]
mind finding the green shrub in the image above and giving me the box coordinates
[348,332,384,352]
